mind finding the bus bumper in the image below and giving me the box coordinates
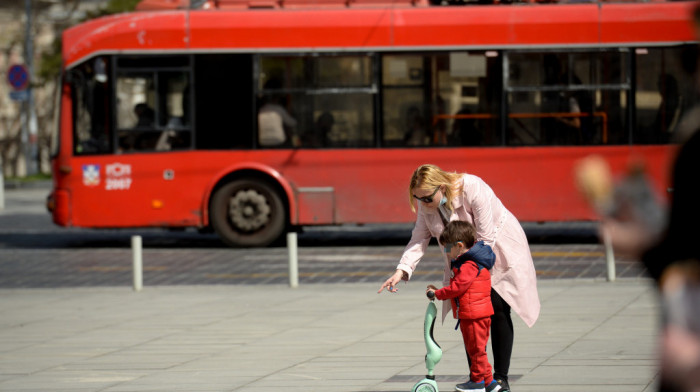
[47,190,70,226]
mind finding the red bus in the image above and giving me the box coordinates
[48,0,698,247]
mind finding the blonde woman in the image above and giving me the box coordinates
[378,164,540,392]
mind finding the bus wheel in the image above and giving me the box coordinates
[210,179,286,247]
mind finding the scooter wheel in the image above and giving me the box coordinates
[414,382,438,392]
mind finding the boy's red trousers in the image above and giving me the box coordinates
[460,317,494,384]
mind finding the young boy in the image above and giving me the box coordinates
[427,220,500,392]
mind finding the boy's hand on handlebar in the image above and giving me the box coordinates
[426,285,438,299]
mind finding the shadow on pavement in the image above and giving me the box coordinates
[0,219,599,250]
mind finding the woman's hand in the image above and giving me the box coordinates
[378,269,405,293]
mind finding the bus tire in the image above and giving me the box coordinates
[210,178,286,247]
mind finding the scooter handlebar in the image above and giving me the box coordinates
[426,291,435,300]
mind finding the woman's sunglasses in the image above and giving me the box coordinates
[413,186,441,203]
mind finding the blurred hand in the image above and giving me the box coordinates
[574,155,613,213]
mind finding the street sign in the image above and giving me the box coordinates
[9,90,29,102]
[7,64,29,91]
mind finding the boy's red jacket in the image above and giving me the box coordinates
[434,245,494,320]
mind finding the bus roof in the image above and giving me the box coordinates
[135,0,428,10]
[63,1,697,69]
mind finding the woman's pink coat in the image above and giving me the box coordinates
[397,174,541,327]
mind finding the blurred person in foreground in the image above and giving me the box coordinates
[575,6,700,383]
[576,128,700,392]
[646,120,700,392]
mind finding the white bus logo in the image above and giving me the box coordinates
[105,163,132,191]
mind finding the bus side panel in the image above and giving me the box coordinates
[188,10,393,50]
[58,145,674,229]
[66,153,208,228]
[277,146,675,225]
[392,5,600,47]
[600,2,696,45]
[65,152,300,229]
[50,80,76,227]
[478,146,676,222]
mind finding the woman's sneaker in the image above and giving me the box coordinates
[486,380,502,392]
[494,378,510,392]
[455,380,485,392]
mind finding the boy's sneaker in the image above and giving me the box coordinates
[486,380,502,392]
[494,378,510,392]
[455,380,485,392]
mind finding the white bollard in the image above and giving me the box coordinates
[287,232,299,288]
[603,229,616,282]
[0,156,4,210]
[132,235,143,291]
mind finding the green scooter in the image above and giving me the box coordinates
[412,290,443,392]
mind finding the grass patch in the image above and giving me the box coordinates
[4,173,52,182]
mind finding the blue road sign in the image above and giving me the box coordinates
[9,90,29,102]
[7,64,29,91]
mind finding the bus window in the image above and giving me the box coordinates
[72,57,112,155]
[115,56,193,152]
[635,46,697,145]
[257,54,374,148]
[382,52,501,148]
[506,50,629,146]
[194,54,253,150]
[382,55,428,147]
[439,52,502,147]
[116,74,153,129]
[115,73,158,151]
[159,72,190,128]
[305,93,373,148]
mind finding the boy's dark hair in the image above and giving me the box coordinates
[439,220,476,247]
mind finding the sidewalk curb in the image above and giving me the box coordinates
[3,179,51,190]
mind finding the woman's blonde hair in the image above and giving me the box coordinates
[408,164,463,213]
